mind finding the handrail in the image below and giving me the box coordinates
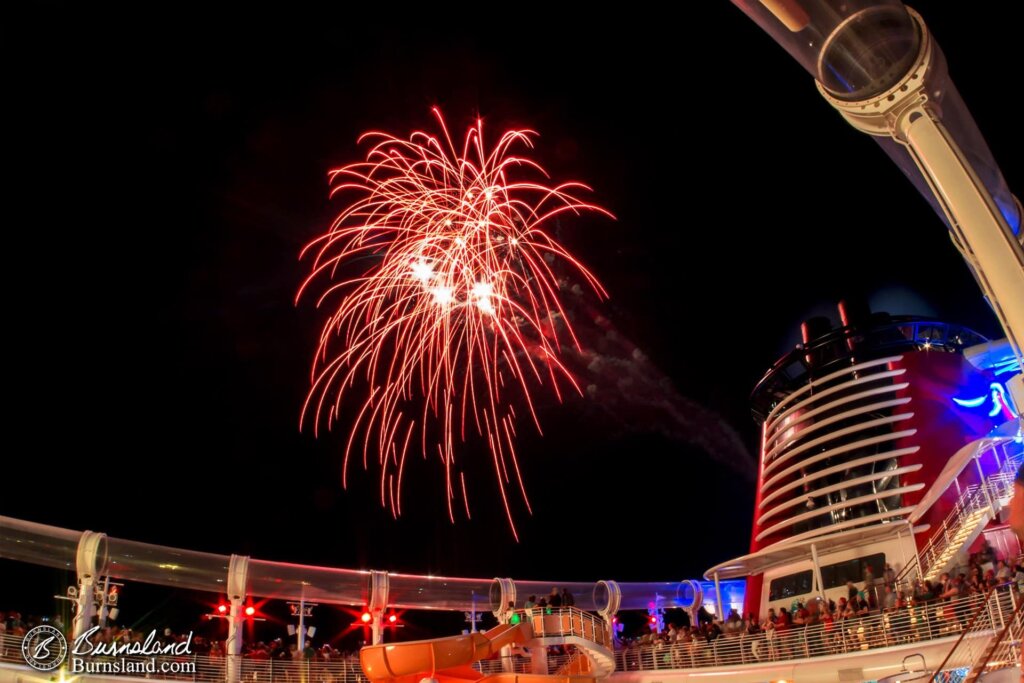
[614,589,998,672]
[928,583,1005,681]
[895,443,1023,589]
[963,589,1024,681]
[511,606,611,650]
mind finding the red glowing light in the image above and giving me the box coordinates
[217,604,228,614]
[245,606,256,617]
[388,614,398,624]
[299,109,610,539]
[361,612,373,624]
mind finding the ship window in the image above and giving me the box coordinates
[768,570,813,601]
[820,553,886,589]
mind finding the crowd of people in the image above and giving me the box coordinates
[521,587,576,611]
[620,547,1024,669]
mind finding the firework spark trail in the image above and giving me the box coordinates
[298,109,611,539]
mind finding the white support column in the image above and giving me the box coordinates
[818,9,1024,366]
[226,554,249,683]
[297,598,306,653]
[72,530,107,641]
[491,578,516,624]
[896,526,910,581]
[369,570,389,646]
[596,580,622,646]
[227,596,243,681]
[898,109,1024,364]
[370,613,383,647]
[713,571,724,622]
[810,543,827,603]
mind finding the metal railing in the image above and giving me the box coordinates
[0,622,596,681]
[512,606,611,649]
[911,484,991,582]
[613,590,1018,672]
[928,583,1024,681]
[928,584,1017,679]
[970,596,1024,680]
[0,632,368,683]
[474,652,576,676]
[895,442,1023,588]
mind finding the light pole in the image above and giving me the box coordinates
[287,600,317,653]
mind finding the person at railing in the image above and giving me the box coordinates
[791,602,807,628]
[938,572,955,600]
[996,560,1012,582]
[724,608,742,634]
[884,564,897,588]
[547,588,561,608]
[968,564,984,592]
[977,539,997,570]
[524,595,536,610]
[1013,563,1024,592]
[863,563,877,592]
[560,589,574,607]
[950,576,973,628]
[819,604,834,651]
[744,613,761,636]
[881,584,898,611]
[804,599,826,657]
[2,612,25,637]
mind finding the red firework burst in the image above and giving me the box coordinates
[297,108,610,539]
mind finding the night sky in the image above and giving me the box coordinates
[4,1,1022,619]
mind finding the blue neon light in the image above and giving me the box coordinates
[954,382,1019,419]
[993,358,1022,376]
[996,196,1021,236]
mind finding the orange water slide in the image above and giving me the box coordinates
[360,622,595,683]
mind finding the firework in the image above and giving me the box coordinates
[298,109,610,538]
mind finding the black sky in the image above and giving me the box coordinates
[4,2,1022,597]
